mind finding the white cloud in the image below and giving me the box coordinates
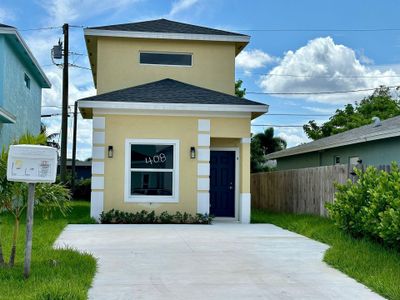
[259,37,400,104]
[304,106,336,114]
[236,49,278,73]
[38,0,137,24]
[0,7,15,23]
[275,127,310,148]
[169,0,199,17]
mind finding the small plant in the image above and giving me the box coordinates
[326,162,400,249]
[99,209,213,224]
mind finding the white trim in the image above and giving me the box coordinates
[92,176,104,190]
[124,139,180,203]
[92,146,105,159]
[198,119,210,132]
[92,161,105,175]
[240,193,251,224]
[197,162,210,176]
[0,27,51,87]
[198,134,210,147]
[197,148,210,161]
[93,131,105,145]
[197,192,210,215]
[80,101,267,114]
[90,191,104,220]
[197,177,210,191]
[210,147,240,221]
[93,116,105,129]
[241,137,251,144]
[92,108,252,118]
[84,28,250,43]
[0,107,16,123]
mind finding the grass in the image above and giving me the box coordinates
[252,209,400,300]
[0,201,97,300]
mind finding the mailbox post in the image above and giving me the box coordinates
[7,145,57,278]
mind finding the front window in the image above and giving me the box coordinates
[125,140,179,202]
[139,52,192,66]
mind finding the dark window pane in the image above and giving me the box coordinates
[140,52,192,66]
[131,171,173,196]
[131,144,173,169]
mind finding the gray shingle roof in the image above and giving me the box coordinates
[0,23,14,28]
[78,78,265,106]
[88,18,247,37]
[267,116,400,159]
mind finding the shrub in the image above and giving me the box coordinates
[72,178,91,201]
[326,162,400,249]
[99,209,213,224]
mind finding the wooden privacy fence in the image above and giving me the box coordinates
[251,164,349,216]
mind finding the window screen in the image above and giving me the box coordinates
[140,52,192,66]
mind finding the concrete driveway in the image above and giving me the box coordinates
[54,223,383,300]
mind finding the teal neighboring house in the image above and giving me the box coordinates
[0,23,50,148]
[267,116,400,170]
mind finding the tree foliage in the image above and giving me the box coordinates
[235,79,246,98]
[251,128,287,173]
[303,86,400,140]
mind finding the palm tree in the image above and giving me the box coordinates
[253,127,287,155]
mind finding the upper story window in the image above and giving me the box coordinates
[24,73,30,89]
[139,52,192,67]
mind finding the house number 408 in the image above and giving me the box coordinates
[145,153,167,165]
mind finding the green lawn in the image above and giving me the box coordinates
[252,210,400,300]
[0,201,97,300]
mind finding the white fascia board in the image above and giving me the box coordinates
[84,28,250,43]
[0,28,51,88]
[0,106,16,123]
[268,129,400,159]
[78,100,268,114]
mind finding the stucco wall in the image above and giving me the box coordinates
[94,114,250,215]
[0,36,42,148]
[275,137,400,170]
[96,37,236,95]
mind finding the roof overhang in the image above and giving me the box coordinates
[0,27,51,88]
[0,106,16,123]
[78,100,268,120]
[267,127,400,160]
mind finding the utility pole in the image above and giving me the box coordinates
[60,23,69,184]
[71,100,78,190]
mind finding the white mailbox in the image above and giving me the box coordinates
[7,145,58,183]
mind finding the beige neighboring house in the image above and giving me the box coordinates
[78,19,268,223]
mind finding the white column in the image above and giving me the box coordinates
[197,119,210,215]
[91,116,105,220]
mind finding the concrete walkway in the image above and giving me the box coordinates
[54,223,384,300]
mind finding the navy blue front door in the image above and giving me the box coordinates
[210,151,235,217]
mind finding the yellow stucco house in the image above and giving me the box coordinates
[78,19,268,223]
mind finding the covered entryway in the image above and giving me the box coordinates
[210,150,236,217]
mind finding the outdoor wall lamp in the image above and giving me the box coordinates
[108,146,114,158]
[190,147,196,159]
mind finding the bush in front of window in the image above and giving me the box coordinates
[100,209,213,224]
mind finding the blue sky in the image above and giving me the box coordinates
[1,0,400,159]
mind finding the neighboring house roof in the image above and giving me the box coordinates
[267,116,400,160]
[0,24,51,88]
[78,78,268,119]
[88,18,247,37]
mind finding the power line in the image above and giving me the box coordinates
[247,85,400,95]
[237,72,400,79]
[266,113,330,116]
[235,28,400,32]
[19,26,62,32]
[251,124,304,128]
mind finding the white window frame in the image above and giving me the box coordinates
[124,139,180,203]
[138,51,193,67]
